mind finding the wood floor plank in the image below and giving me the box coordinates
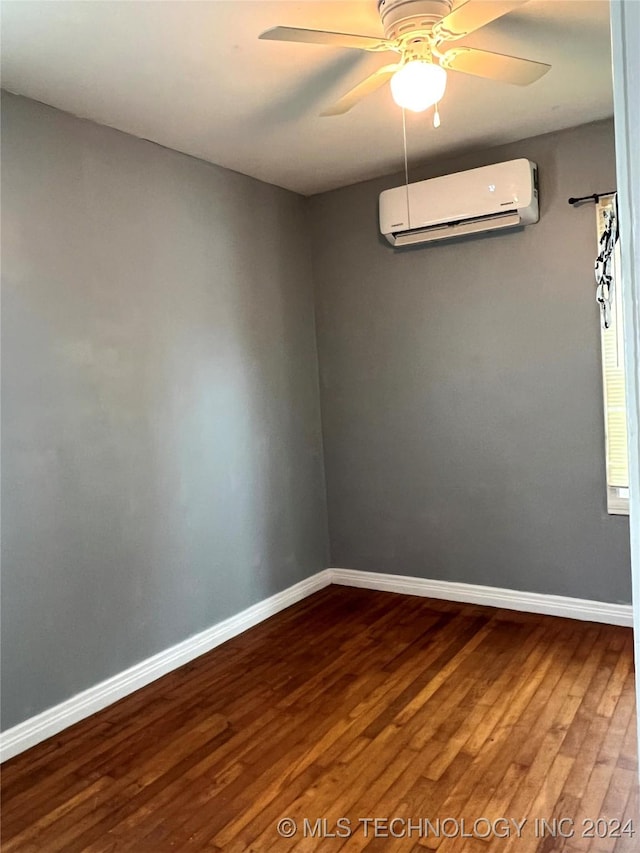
[415,622,576,840]
[86,600,470,844]
[123,605,479,850]
[1,587,637,852]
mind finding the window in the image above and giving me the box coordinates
[597,195,629,515]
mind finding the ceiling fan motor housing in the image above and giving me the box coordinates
[377,0,453,41]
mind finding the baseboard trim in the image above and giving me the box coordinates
[330,568,634,628]
[0,569,333,763]
[2,566,632,762]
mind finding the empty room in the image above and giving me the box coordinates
[1,1,639,851]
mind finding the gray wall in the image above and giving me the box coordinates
[1,93,328,729]
[308,119,631,604]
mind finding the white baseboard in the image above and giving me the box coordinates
[1,566,632,763]
[0,569,333,763]
[330,568,634,628]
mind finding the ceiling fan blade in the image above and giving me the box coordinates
[259,26,393,53]
[320,64,401,116]
[433,0,531,42]
[439,46,550,85]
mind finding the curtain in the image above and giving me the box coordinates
[595,192,619,328]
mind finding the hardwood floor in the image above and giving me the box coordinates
[1,586,637,852]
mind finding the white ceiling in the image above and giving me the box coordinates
[1,0,613,195]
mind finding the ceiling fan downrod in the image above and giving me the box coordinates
[377,0,453,42]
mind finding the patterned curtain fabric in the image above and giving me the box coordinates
[595,193,619,329]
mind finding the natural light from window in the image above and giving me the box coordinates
[597,195,629,515]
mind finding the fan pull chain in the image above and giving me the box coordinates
[402,107,410,222]
[433,103,441,128]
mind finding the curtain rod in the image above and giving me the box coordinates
[568,192,616,206]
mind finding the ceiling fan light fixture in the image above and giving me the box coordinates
[390,60,447,112]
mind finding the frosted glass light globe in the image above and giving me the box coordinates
[390,61,447,112]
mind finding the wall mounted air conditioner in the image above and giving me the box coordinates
[379,158,539,247]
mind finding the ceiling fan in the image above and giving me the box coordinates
[259,0,551,116]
